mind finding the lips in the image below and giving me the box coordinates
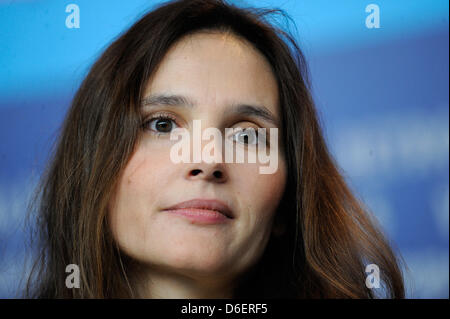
[163,199,234,219]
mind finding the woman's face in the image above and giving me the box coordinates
[108,31,287,287]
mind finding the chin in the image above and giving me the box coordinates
[162,248,236,277]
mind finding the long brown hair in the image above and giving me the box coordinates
[25,0,405,298]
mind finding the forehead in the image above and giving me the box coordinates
[144,31,279,117]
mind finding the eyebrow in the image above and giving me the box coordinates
[141,93,278,126]
[141,94,195,108]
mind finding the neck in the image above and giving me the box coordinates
[130,265,235,299]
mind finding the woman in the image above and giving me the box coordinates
[25,0,405,298]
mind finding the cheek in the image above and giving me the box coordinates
[234,157,287,216]
[233,158,287,235]
[107,143,173,254]
[121,140,173,190]
[226,159,286,272]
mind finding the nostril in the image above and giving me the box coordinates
[191,169,202,176]
[213,170,223,179]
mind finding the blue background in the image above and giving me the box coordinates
[0,0,448,298]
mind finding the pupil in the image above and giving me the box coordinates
[156,119,171,132]
[238,130,256,144]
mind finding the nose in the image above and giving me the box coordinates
[186,163,228,183]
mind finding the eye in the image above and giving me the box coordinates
[232,128,260,145]
[143,115,179,134]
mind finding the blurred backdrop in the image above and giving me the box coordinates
[0,0,448,298]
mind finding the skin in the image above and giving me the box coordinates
[108,31,287,298]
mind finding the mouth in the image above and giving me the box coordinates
[163,198,234,219]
